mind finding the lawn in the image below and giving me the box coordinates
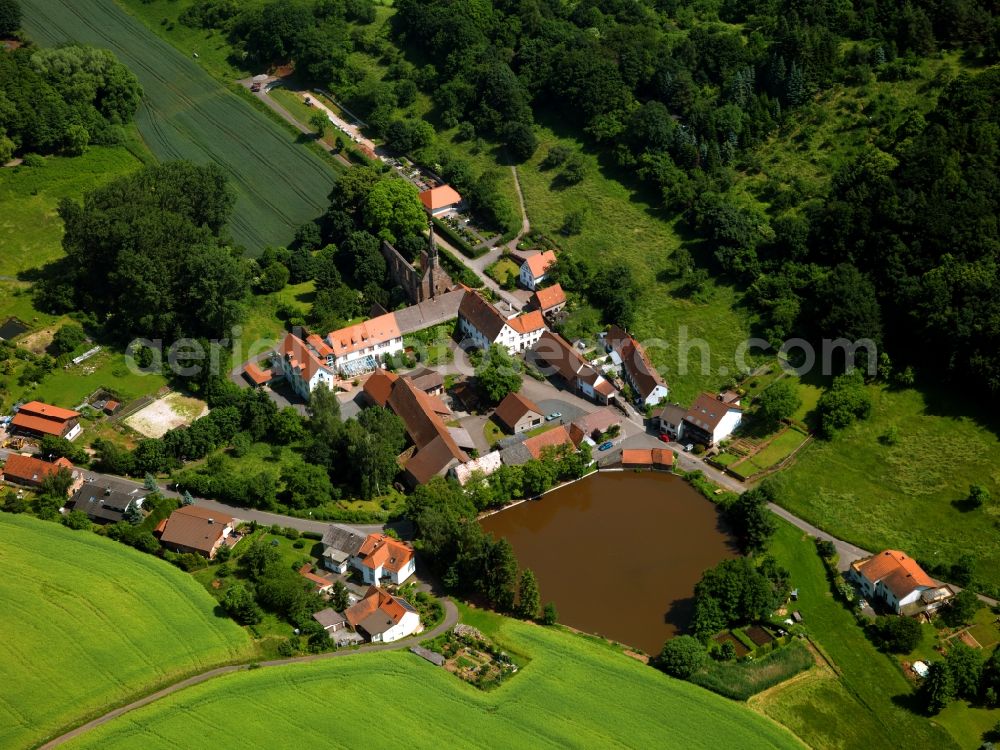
[765,520,957,749]
[22,0,339,253]
[517,121,755,405]
[0,137,149,277]
[732,427,810,476]
[63,606,801,750]
[0,514,253,750]
[485,257,520,286]
[689,640,814,700]
[769,385,1000,592]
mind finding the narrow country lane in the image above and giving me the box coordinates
[37,599,459,749]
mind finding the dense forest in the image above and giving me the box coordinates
[178,0,1000,395]
[0,43,142,161]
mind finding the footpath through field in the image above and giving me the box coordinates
[20,0,338,251]
[37,598,459,749]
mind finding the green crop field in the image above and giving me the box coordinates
[20,0,340,253]
[0,515,253,750]
[770,385,1000,592]
[63,609,800,749]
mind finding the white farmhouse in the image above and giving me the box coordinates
[457,290,546,355]
[274,332,337,399]
[679,392,743,446]
[519,250,556,291]
[849,550,953,615]
[345,586,421,643]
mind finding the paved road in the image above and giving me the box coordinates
[238,78,351,169]
[0,446,386,537]
[38,598,459,749]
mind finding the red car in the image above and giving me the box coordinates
[657,433,671,443]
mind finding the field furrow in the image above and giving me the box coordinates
[19,0,339,253]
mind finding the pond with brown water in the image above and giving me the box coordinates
[480,471,737,655]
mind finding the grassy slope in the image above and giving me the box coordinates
[770,385,1000,590]
[0,136,149,277]
[0,515,252,750]
[63,607,800,750]
[20,0,338,254]
[763,520,958,749]
[518,123,752,404]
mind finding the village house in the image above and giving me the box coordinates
[493,392,545,434]
[1,454,83,495]
[345,585,421,643]
[654,403,687,438]
[532,283,566,316]
[529,331,615,405]
[368,373,469,485]
[10,401,82,441]
[605,326,669,408]
[848,550,954,615]
[501,425,577,466]
[324,312,403,376]
[519,250,556,291]
[457,290,546,355]
[419,184,463,216]
[449,450,503,486]
[298,564,335,595]
[69,480,147,524]
[568,407,622,446]
[681,392,743,447]
[274,331,337,399]
[353,533,416,586]
[157,505,237,559]
[320,524,366,574]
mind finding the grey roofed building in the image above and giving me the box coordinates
[69,481,146,524]
[312,608,349,633]
[321,524,366,572]
[499,440,533,466]
[407,367,445,395]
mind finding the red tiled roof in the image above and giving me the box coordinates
[493,391,543,431]
[159,505,234,555]
[458,290,508,342]
[508,310,545,335]
[523,425,574,460]
[326,313,400,359]
[280,332,329,382]
[523,251,556,279]
[419,185,462,211]
[2,453,73,484]
[534,283,566,310]
[298,564,333,592]
[384,376,467,483]
[606,325,667,399]
[356,533,414,573]
[345,585,408,630]
[621,448,674,467]
[243,362,271,386]
[17,401,80,421]
[854,550,936,599]
[363,369,399,407]
[306,333,334,358]
[10,413,73,437]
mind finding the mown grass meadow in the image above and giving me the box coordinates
[770,385,1000,592]
[0,515,252,750]
[63,606,801,750]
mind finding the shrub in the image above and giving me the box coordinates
[656,636,708,678]
[868,615,922,653]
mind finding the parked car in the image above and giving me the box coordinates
[598,441,614,451]
[657,433,670,443]
[545,412,562,421]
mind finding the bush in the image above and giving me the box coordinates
[656,636,708,678]
[868,615,922,653]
